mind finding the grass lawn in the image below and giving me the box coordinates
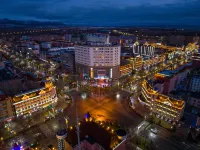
[138,136,149,150]
[131,135,150,150]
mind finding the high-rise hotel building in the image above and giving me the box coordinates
[75,45,121,79]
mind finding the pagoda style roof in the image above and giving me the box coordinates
[142,80,184,110]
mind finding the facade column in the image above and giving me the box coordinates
[144,46,147,55]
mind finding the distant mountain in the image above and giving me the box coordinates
[0,18,65,28]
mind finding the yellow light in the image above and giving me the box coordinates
[70,126,73,130]
[78,122,81,125]
[89,118,92,122]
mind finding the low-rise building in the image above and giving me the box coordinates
[188,93,200,108]
[120,64,132,76]
[0,91,13,122]
[192,51,200,68]
[154,63,191,95]
[190,75,200,92]
[86,33,110,44]
[41,42,52,49]
[60,50,75,73]
[132,56,143,70]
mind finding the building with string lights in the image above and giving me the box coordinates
[139,80,185,122]
[12,79,57,117]
[120,64,132,76]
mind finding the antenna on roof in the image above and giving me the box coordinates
[76,108,81,150]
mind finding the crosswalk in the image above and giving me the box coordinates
[39,124,54,138]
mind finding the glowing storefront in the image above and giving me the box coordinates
[139,80,185,121]
[12,80,58,117]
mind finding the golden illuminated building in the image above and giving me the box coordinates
[12,80,57,117]
[133,56,143,70]
[120,64,132,76]
[140,80,185,121]
[149,43,180,51]
[131,42,197,71]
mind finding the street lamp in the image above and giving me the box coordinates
[64,117,69,128]
[116,93,120,98]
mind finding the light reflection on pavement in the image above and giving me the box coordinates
[3,90,143,149]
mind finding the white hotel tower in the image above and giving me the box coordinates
[75,45,121,79]
[75,34,121,81]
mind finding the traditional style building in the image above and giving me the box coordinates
[120,64,132,76]
[139,80,185,122]
[12,80,57,117]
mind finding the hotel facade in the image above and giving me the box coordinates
[75,45,121,80]
[139,80,185,122]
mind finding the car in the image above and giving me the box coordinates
[150,128,158,134]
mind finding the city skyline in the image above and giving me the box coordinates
[0,0,200,26]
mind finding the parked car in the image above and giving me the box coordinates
[150,128,158,134]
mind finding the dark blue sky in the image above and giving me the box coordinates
[0,0,200,26]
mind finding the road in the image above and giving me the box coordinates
[139,124,200,150]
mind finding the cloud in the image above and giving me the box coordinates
[0,0,199,26]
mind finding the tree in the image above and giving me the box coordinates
[171,125,177,132]
[149,116,154,124]
[157,120,161,125]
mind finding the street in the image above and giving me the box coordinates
[138,123,200,150]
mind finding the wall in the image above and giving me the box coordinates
[188,97,200,108]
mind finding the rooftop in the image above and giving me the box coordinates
[190,92,200,99]
[75,44,120,47]
[0,91,8,101]
[156,62,192,78]
[65,121,120,150]
[143,80,185,109]
[0,67,15,81]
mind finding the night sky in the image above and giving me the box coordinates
[0,0,199,26]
